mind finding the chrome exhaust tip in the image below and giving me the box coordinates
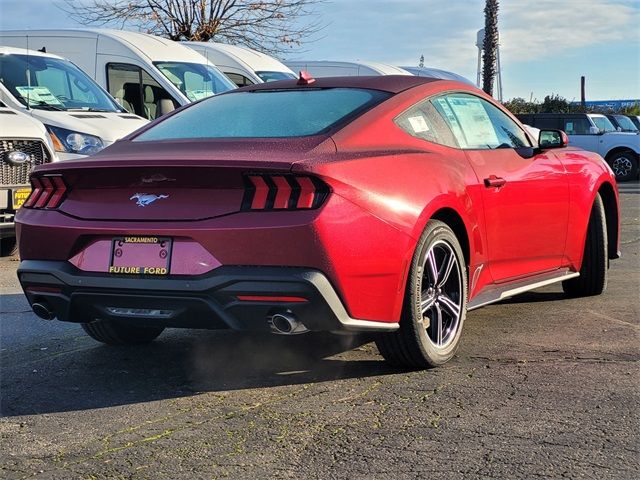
[269,312,309,335]
[32,302,55,320]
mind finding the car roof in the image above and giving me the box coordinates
[237,75,444,94]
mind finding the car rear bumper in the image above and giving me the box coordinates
[17,260,399,334]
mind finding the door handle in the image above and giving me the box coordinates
[484,175,506,188]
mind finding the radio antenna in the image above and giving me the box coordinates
[26,35,31,110]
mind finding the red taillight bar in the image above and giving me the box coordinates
[23,177,43,208]
[243,174,328,211]
[45,176,67,209]
[23,175,67,210]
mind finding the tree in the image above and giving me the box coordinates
[539,94,577,113]
[502,97,539,115]
[482,0,499,97]
[62,0,324,55]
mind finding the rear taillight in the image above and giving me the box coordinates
[23,175,67,209]
[242,174,329,211]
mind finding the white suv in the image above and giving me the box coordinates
[517,113,639,182]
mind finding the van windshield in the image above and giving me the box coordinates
[256,71,297,82]
[134,88,391,141]
[154,62,236,101]
[0,53,122,112]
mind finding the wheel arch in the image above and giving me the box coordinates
[430,207,471,268]
[597,181,619,260]
[604,146,638,161]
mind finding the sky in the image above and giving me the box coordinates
[0,0,638,101]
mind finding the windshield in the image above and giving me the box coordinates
[256,71,297,82]
[591,115,617,133]
[154,61,236,102]
[135,88,391,141]
[614,115,638,132]
[0,53,122,112]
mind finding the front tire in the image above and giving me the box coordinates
[82,320,164,345]
[376,220,468,369]
[563,193,608,297]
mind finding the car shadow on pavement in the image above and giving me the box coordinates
[1,328,398,417]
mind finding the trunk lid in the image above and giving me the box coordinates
[38,137,334,221]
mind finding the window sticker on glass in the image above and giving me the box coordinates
[434,97,468,148]
[408,115,430,133]
[15,86,64,106]
[447,96,498,148]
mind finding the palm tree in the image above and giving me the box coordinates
[482,0,499,96]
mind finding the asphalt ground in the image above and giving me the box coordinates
[1,183,638,479]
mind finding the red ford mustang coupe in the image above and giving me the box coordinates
[16,75,619,368]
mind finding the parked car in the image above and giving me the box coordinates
[0,47,148,160]
[283,60,412,77]
[0,102,57,255]
[400,66,475,85]
[184,42,296,87]
[517,113,639,182]
[606,114,639,133]
[16,75,619,369]
[0,29,236,120]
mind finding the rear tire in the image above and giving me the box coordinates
[0,237,17,257]
[563,193,608,297]
[82,320,164,345]
[376,220,468,369]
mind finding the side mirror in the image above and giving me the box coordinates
[539,129,568,149]
[616,127,622,132]
[589,126,601,135]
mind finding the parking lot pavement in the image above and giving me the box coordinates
[1,190,638,480]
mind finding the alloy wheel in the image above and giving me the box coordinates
[420,240,463,348]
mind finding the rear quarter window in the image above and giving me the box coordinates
[134,88,391,140]
[395,99,458,148]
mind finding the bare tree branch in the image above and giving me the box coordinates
[60,0,325,55]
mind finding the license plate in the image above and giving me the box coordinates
[13,188,31,209]
[109,236,172,275]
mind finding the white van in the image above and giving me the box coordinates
[0,29,236,120]
[283,60,412,77]
[0,101,58,255]
[0,47,147,160]
[184,42,296,87]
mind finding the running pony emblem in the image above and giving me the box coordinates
[130,193,169,207]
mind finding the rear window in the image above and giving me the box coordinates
[134,88,390,140]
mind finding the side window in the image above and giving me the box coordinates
[433,93,530,149]
[107,63,173,119]
[395,99,458,148]
[563,117,591,135]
